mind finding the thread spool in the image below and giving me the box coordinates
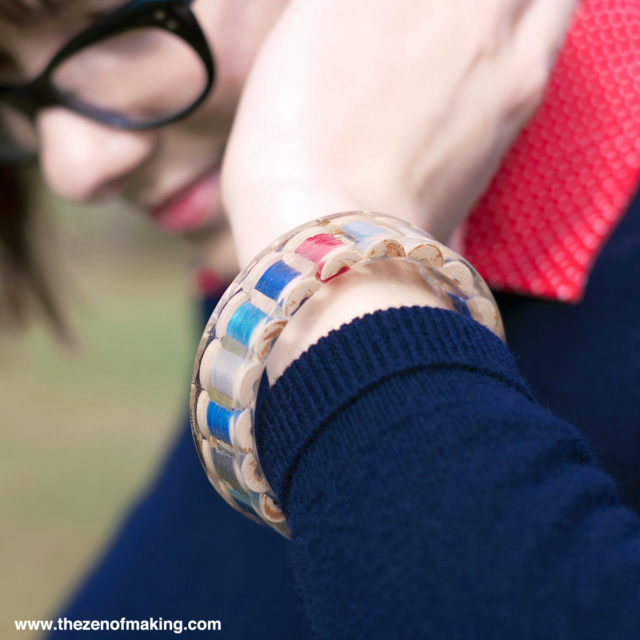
[339,219,394,241]
[233,410,254,452]
[227,486,260,518]
[281,278,321,315]
[196,390,212,439]
[247,288,276,315]
[210,446,241,487]
[201,438,216,477]
[207,346,263,408]
[397,237,444,267]
[470,296,498,333]
[226,301,268,347]
[281,251,319,276]
[199,339,222,392]
[226,300,287,360]
[204,454,230,500]
[259,494,286,524]
[207,397,234,443]
[253,259,321,316]
[441,261,474,294]
[241,252,283,292]
[241,455,270,493]
[202,442,239,497]
[336,219,404,259]
[256,260,301,300]
[216,291,249,337]
[447,292,473,318]
[294,233,361,281]
[283,225,331,252]
[356,236,405,259]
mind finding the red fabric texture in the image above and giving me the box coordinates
[464,0,640,302]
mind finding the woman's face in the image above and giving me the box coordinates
[0,0,290,236]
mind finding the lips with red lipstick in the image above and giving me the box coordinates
[151,166,222,233]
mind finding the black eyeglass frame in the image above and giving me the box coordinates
[0,0,216,163]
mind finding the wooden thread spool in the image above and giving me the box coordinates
[233,410,254,453]
[283,225,331,252]
[470,296,498,333]
[201,440,238,489]
[447,292,473,319]
[208,340,264,407]
[201,438,216,477]
[246,288,276,315]
[397,237,444,267]
[196,390,213,439]
[227,486,259,518]
[337,219,404,259]
[216,291,249,337]
[356,236,405,259]
[441,261,474,294]
[210,446,241,488]
[226,301,268,347]
[197,391,234,444]
[259,494,286,524]
[241,252,282,291]
[286,230,361,281]
[225,299,286,360]
[372,218,444,267]
[199,339,222,392]
[254,259,321,316]
[241,455,270,493]
[203,451,230,499]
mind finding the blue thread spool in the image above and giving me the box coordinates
[228,487,260,518]
[447,292,472,318]
[226,302,268,348]
[256,260,301,300]
[341,219,390,242]
[340,219,404,259]
[210,447,240,487]
[208,347,263,409]
[209,348,244,400]
[207,401,234,443]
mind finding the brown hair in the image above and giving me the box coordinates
[0,0,69,26]
[0,162,64,335]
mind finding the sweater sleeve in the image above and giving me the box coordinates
[256,306,640,640]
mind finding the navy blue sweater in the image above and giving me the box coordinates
[50,189,640,638]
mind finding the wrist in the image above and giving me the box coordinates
[190,210,503,535]
[266,259,444,383]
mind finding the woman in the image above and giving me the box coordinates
[2,0,639,637]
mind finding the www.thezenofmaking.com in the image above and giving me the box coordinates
[15,618,222,633]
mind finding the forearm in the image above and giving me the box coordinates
[258,306,640,638]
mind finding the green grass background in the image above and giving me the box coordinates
[0,197,196,639]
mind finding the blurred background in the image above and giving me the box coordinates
[0,188,196,639]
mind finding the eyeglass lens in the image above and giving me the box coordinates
[0,26,208,158]
[0,103,37,157]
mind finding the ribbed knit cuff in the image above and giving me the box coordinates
[257,306,531,507]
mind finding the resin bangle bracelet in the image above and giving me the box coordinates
[189,212,505,537]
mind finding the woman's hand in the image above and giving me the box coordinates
[222,0,578,266]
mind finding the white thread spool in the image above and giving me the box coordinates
[441,261,474,294]
[259,494,286,524]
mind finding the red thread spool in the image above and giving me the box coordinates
[295,234,345,264]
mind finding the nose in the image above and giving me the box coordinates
[37,108,157,202]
